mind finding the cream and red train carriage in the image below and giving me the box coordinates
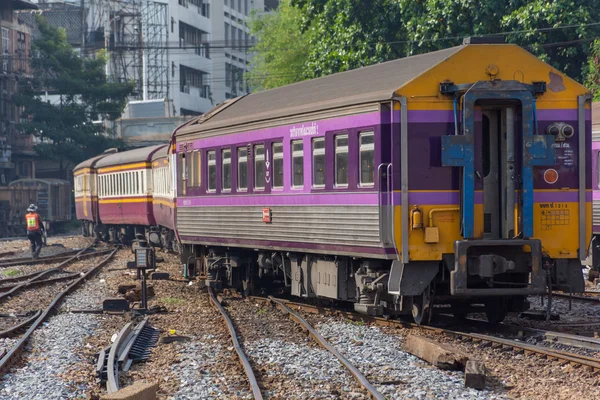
[173,38,591,323]
[74,154,110,236]
[150,145,177,249]
[94,145,166,243]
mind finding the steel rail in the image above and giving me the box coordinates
[0,247,118,376]
[0,310,42,338]
[207,287,263,400]
[0,248,86,267]
[252,296,600,373]
[268,296,387,400]
[0,272,81,293]
[107,321,133,393]
[552,292,600,303]
[0,248,111,301]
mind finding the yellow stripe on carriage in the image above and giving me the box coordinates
[98,162,150,173]
[99,197,153,204]
[152,198,175,208]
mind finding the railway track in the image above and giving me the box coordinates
[0,247,118,377]
[249,296,600,374]
[0,246,98,268]
[552,292,600,304]
[209,288,386,399]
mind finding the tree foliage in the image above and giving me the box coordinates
[16,16,135,175]
[585,39,600,100]
[246,0,309,90]
[250,1,600,89]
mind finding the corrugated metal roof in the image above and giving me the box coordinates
[95,145,166,168]
[182,45,464,134]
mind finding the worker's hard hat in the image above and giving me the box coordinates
[27,204,37,212]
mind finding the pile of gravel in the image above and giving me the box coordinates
[245,338,363,399]
[317,320,507,400]
[0,313,101,400]
[169,334,251,400]
[61,278,110,311]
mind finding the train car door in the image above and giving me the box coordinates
[481,107,517,239]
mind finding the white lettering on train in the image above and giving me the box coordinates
[290,122,318,137]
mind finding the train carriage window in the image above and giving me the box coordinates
[598,151,600,188]
[312,137,325,188]
[127,172,131,195]
[237,147,247,191]
[359,131,375,186]
[136,171,139,194]
[187,151,194,187]
[254,145,265,190]
[222,149,232,191]
[177,153,186,195]
[272,142,283,189]
[335,134,349,187]
[208,151,216,192]
[193,151,201,187]
[291,140,303,188]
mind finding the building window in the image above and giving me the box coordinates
[222,148,231,191]
[238,147,247,191]
[312,137,325,188]
[335,134,349,187]
[360,131,375,186]
[272,142,283,189]
[254,144,265,190]
[207,150,216,192]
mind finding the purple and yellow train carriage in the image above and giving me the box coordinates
[149,145,177,249]
[591,102,600,276]
[95,145,165,242]
[74,154,110,236]
[173,38,590,323]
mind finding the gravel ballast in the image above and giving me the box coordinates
[0,313,101,400]
[314,320,506,400]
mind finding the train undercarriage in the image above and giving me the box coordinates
[179,243,585,325]
[80,220,178,251]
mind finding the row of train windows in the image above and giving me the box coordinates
[154,167,171,196]
[182,131,375,192]
[98,170,146,197]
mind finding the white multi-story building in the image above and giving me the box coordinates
[169,0,270,116]
[27,0,280,117]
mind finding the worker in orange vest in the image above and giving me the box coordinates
[25,204,44,259]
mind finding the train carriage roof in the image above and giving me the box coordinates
[95,145,167,169]
[74,153,110,171]
[178,45,463,135]
[151,144,169,162]
[177,41,589,138]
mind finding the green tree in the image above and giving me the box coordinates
[16,16,134,177]
[246,0,309,90]
[253,1,600,87]
[584,39,600,100]
[292,0,403,79]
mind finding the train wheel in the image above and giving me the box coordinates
[484,298,508,324]
[412,289,431,325]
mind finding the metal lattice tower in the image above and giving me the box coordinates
[84,0,168,101]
